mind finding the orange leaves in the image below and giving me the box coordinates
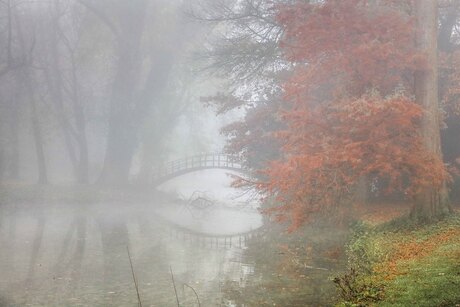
[278,0,420,97]
[260,92,448,230]
[374,227,460,281]
[359,202,410,225]
[253,0,450,230]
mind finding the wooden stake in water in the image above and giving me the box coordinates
[184,282,201,307]
[127,246,142,307]
[170,266,180,307]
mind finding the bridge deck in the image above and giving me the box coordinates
[151,153,245,186]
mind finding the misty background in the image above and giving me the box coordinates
[0,1,282,306]
[2,0,458,306]
[0,0,251,185]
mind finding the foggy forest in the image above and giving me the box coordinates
[0,0,459,306]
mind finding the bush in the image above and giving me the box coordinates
[346,221,383,274]
[333,222,385,306]
[333,267,384,306]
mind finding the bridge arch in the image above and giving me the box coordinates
[151,153,245,186]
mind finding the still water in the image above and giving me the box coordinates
[0,170,262,306]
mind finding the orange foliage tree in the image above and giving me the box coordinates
[254,0,449,230]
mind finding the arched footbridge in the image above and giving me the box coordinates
[151,153,246,186]
[151,153,261,249]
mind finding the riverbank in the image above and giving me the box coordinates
[3,183,459,306]
[336,211,460,306]
[221,202,460,306]
[0,183,173,205]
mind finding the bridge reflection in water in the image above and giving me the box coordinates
[0,158,262,306]
[157,211,265,249]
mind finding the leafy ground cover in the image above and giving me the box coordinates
[337,210,460,307]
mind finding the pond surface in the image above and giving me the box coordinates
[156,170,262,236]
[0,170,262,306]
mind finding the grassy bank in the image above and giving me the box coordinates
[336,212,460,307]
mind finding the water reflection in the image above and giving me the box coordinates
[0,170,261,306]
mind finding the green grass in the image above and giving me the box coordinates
[380,239,460,306]
[337,213,460,307]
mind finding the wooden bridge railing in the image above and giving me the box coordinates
[151,153,244,185]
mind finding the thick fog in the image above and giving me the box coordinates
[1,0,459,306]
[0,0,270,305]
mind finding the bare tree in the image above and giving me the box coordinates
[41,0,89,183]
[14,8,48,184]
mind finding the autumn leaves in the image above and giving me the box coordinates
[255,0,448,229]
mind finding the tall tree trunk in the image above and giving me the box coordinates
[43,65,79,176]
[74,98,89,184]
[137,51,176,184]
[69,53,89,184]
[0,145,4,183]
[98,0,148,185]
[3,0,19,181]
[28,79,48,185]
[98,46,142,185]
[14,7,48,185]
[29,93,48,185]
[8,92,20,180]
[45,2,80,181]
[50,0,89,184]
[412,0,451,220]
